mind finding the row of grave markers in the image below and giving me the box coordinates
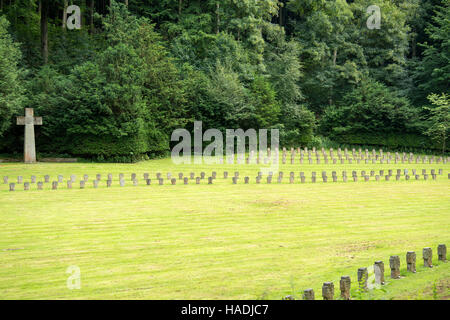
[3,169,448,191]
[283,244,447,300]
[246,147,449,165]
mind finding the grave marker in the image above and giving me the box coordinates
[16,108,43,163]
[406,252,416,273]
[437,244,447,262]
[423,248,432,267]
[322,282,334,300]
[389,256,400,278]
[339,276,351,300]
[357,268,368,290]
[374,261,385,285]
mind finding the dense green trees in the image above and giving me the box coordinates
[0,0,448,160]
[0,16,25,138]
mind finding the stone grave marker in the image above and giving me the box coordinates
[16,108,43,163]
[389,256,400,278]
[339,276,351,300]
[374,261,385,285]
[357,268,368,290]
[423,248,432,267]
[438,244,447,262]
[322,282,334,300]
[406,252,416,273]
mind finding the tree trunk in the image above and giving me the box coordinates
[329,48,337,106]
[62,0,68,29]
[90,0,95,34]
[216,3,220,34]
[443,136,446,156]
[125,0,128,6]
[178,0,182,20]
[279,6,283,26]
[41,0,49,65]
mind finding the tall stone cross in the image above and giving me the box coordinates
[16,108,43,164]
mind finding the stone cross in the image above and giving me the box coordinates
[16,108,43,164]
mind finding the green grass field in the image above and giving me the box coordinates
[0,155,449,300]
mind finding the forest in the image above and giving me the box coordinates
[0,0,448,162]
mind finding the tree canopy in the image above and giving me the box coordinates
[0,0,448,160]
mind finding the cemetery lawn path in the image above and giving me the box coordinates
[0,158,449,299]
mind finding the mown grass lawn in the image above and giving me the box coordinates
[0,156,449,299]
